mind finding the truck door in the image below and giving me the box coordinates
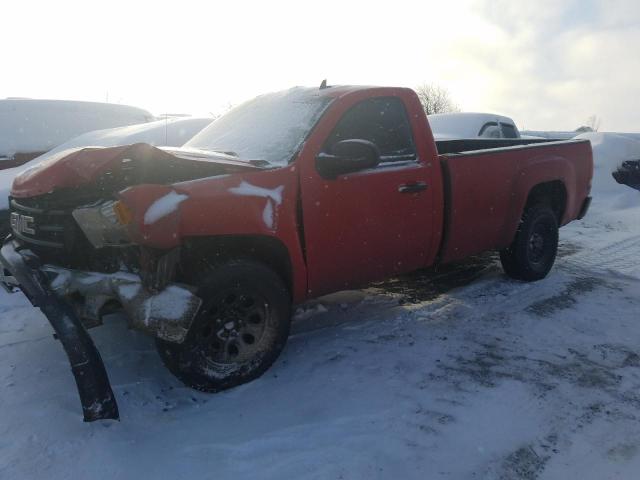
[299,95,435,296]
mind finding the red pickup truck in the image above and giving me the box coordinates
[0,85,593,421]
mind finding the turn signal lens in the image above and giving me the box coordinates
[113,201,133,225]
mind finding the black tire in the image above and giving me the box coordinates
[156,259,291,392]
[500,204,559,281]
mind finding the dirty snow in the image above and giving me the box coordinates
[140,285,198,323]
[143,191,188,225]
[1,133,640,479]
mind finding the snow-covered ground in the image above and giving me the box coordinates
[1,136,639,479]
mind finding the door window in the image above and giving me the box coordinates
[323,97,416,162]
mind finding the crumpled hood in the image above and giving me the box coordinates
[11,143,260,198]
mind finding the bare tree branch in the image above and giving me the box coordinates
[415,83,460,115]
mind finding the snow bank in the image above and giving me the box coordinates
[575,132,640,211]
[577,132,640,173]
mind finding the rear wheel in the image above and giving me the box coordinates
[156,259,291,392]
[500,204,559,281]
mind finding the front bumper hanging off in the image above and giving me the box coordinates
[0,237,202,422]
[0,238,119,421]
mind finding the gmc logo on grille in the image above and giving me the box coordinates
[10,212,36,235]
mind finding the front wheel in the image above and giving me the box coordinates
[156,259,291,392]
[500,204,559,281]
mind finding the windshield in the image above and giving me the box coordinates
[185,87,332,166]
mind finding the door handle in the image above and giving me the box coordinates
[398,182,428,193]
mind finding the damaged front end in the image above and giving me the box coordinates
[0,144,245,421]
[0,239,121,422]
[0,220,202,421]
[42,264,202,344]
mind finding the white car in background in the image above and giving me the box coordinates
[0,98,155,168]
[41,116,213,155]
[0,116,213,234]
[428,112,521,140]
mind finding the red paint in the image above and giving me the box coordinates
[297,87,442,296]
[439,140,593,263]
[11,86,593,304]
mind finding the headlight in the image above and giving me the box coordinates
[72,200,133,248]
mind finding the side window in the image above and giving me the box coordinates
[323,97,416,162]
[478,122,501,138]
[500,123,518,139]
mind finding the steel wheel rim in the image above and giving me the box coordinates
[528,222,551,265]
[193,288,270,364]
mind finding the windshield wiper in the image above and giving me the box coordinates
[209,149,271,167]
[247,159,271,167]
[189,148,271,168]
[208,148,239,157]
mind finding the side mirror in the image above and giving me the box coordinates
[316,139,381,179]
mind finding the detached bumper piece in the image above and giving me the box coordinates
[43,264,202,344]
[0,238,119,422]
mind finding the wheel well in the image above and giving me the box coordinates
[181,236,293,297]
[525,181,567,222]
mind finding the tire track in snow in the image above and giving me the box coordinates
[562,235,640,280]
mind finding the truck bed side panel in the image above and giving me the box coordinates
[439,140,592,264]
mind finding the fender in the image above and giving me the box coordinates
[502,154,575,247]
[118,166,309,303]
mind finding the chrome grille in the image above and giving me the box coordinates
[10,198,71,249]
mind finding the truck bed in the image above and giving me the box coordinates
[437,139,593,264]
[435,138,557,155]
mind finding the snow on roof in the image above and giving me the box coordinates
[0,98,155,157]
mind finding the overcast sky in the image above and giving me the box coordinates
[3,0,639,131]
